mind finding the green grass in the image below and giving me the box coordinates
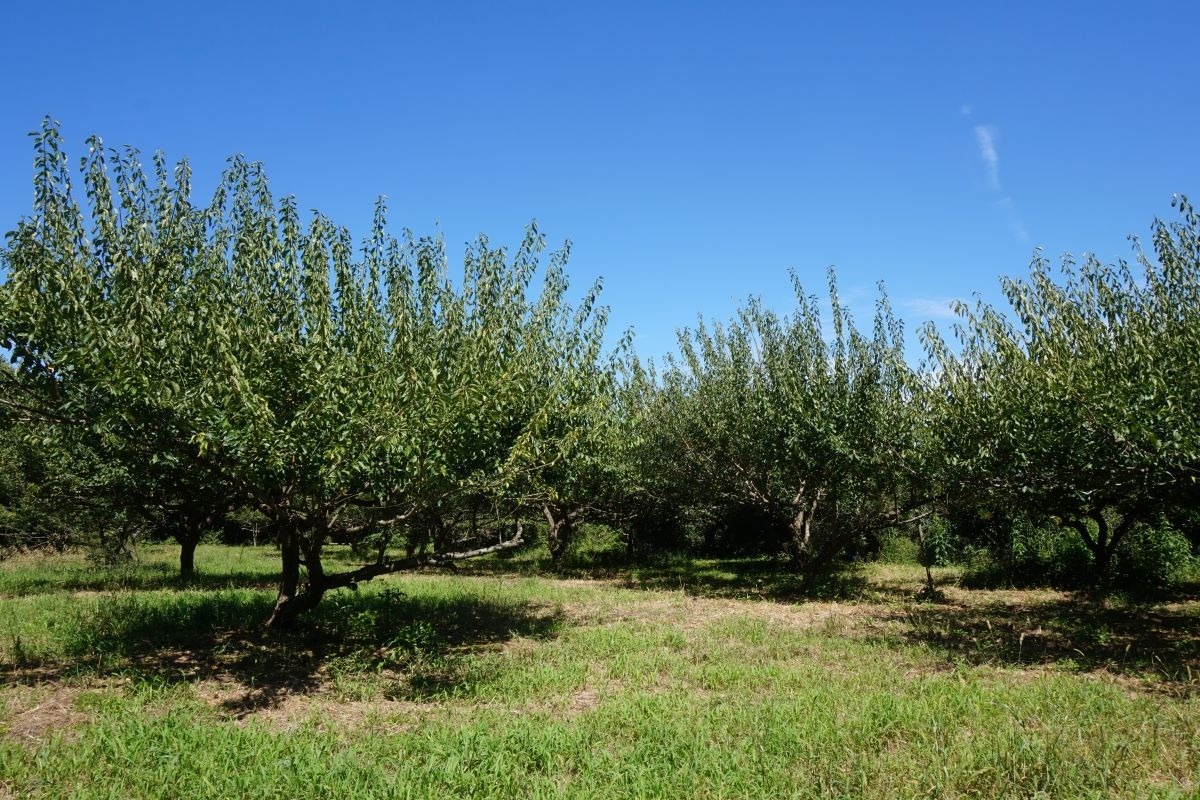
[1,545,1198,798]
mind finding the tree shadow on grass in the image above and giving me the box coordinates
[891,595,1200,692]
[0,566,282,597]
[0,545,367,597]
[462,554,905,605]
[0,586,564,715]
[0,563,282,596]
[621,557,881,602]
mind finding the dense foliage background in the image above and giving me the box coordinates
[2,121,1197,622]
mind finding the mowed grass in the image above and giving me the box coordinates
[0,545,1198,798]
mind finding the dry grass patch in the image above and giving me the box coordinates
[188,676,446,732]
[553,583,890,635]
[1,684,92,745]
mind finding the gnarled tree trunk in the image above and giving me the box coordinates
[266,518,330,630]
[266,523,303,629]
[788,487,832,573]
[543,503,578,566]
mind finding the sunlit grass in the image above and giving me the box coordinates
[1,545,1197,798]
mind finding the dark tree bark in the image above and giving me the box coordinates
[266,523,304,629]
[172,512,211,580]
[165,505,223,580]
[1068,508,1142,595]
[177,532,198,579]
[543,503,578,566]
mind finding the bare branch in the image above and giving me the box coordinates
[320,523,525,592]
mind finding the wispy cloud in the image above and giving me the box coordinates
[995,196,1030,244]
[963,112,1031,244]
[974,125,1000,190]
[899,297,964,321]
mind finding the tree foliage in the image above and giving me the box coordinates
[2,117,1197,604]
[924,196,1200,584]
[645,270,932,571]
[0,119,614,624]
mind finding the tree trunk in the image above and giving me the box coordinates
[172,508,220,580]
[1067,510,1140,597]
[789,492,838,574]
[789,492,862,577]
[543,504,576,566]
[173,517,204,581]
[917,520,938,598]
[299,538,327,609]
[431,513,451,553]
[178,534,197,580]
[266,519,332,629]
[789,505,814,569]
[264,513,526,629]
[266,526,303,629]
[375,530,389,565]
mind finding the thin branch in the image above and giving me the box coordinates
[320,523,525,592]
[338,504,421,536]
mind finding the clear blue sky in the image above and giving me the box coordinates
[2,0,1197,361]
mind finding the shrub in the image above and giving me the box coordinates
[962,515,1198,593]
[876,529,919,564]
[962,518,1093,589]
[1114,523,1196,593]
[559,523,626,566]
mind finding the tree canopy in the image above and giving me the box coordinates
[924,196,1200,582]
[2,119,1197,606]
[0,119,617,624]
[645,270,932,570]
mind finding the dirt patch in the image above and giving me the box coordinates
[248,695,432,733]
[555,589,893,639]
[939,584,1072,608]
[2,685,90,745]
[190,677,436,732]
[568,688,600,713]
[501,636,540,658]
[190,676,610,731]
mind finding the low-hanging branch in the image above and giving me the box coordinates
[320,523,525,593]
